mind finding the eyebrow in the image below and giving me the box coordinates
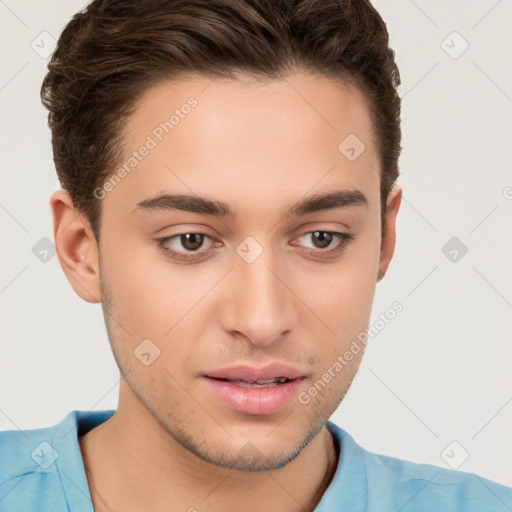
[132,188,368,218]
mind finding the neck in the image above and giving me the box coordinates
[79,398,339,512]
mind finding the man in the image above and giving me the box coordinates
[1,0,510,511]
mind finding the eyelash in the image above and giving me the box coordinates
[156,230,354,262]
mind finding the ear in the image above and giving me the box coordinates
[377,185,402,282]
[50,189,101,303]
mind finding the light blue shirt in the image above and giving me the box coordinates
[1,410,511,511]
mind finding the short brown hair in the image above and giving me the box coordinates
[41,0,401,243]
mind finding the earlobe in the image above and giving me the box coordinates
[377,185,402,281]
[50,189,101,304]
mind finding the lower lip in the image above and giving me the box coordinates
[202,377,305,415]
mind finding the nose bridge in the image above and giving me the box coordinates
[223,238,294,345]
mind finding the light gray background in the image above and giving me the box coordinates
[1,0,511,487]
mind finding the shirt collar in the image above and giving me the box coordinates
[53,409,115,511]
[51,411,367,511]
[313,420,368,511]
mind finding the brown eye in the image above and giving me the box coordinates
[156,232,214,261]
[296,231,354,254]
[310,231,334,249]
[178,233,205,251]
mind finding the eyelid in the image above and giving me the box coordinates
[156,232,217,259]
[291,230,354,255]
[156,228,354,261]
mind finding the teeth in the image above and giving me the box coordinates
[226,377,290,387]
[230,380,279,388]
[251,377,287,384]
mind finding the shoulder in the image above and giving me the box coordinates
[326,421,512,512]
[0,412,75,510]
[361,447,512,511]
[0,409,115,512]
[0,414,68,482]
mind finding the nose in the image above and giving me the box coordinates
[220,246,296,347]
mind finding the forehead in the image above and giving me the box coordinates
[106,72,380,217]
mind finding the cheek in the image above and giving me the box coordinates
[307,246,378,335]
[328,270,375,331]
[101,233,190,333]
[100,239,214,381]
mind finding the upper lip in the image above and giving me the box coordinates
[204,363,307,381]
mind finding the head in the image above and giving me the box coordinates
[45,0,402,471]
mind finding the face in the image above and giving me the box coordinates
[58,72,400,472]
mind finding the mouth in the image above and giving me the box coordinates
[201,374,306,415]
